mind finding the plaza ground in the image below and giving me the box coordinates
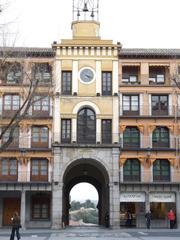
[0,227,180,240]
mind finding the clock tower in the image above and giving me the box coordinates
[52,0,121,229]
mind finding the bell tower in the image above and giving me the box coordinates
[72,0,100,39]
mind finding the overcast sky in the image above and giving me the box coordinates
[1,0,180,48]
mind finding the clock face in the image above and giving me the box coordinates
[79,67,95,84]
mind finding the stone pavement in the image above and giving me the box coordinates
[0,227,180,240]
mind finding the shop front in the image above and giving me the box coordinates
[120,192,146,228]
[149,192,176,228]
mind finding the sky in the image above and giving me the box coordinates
[1,0,180,48]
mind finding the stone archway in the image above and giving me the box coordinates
[62,158,109,227]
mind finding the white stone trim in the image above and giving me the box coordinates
[112,61,118,94]
[72,118,77,142]
[72,60,78,94]
[27,160,30,182]
[91,47,95,56]
[79,47,83,56]
[85,47,89,56]
[102,47,106,56]
[169,94,172,115]
[139,94,143,115]
[112,97,119,143]
[49,129,52,148]
[62,47,66,56]
[72,101,100,115]
[68,47,72,56]
[96,61,101,94]
[108,47,112,56]
[54,96,61,143]
[149,94,152,115]
[119,93,122,116]
[55,60,61,93]
[48,163,52,182]
[73,47,78,56]
[96,119,101,142]
[96,47,100,56]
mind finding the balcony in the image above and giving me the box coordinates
[120,105,177,117]
[120,136,178,150]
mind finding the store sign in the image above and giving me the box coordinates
[149,193,175,202]
[120,192,145,202]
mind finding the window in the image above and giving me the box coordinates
[3,95,20,111]
[61,119,71,143]
[122,95,139,116]
[77,108,96,144]
[122,66,139,84]
[31,195,50,220]
[153,159,170,182]
[62,71,72,95]
[32,96,50,116]
[123,159,141,182]
[4,62,22,84]
[102,120,112,144]
[2,127,19,148]
[31,126,49,148]
[32,63,52,83]
[102,72,112,96]
[123,127,140,148]
[152,127,169,148]
[151,95,168,115]
[149,66,165,84]
[0,158,18,181]
[31,159,48,181]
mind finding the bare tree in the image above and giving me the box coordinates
[0,55,53,151]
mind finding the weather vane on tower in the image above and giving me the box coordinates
[73,0,99,21]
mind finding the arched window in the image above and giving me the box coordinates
[152,127,169,148]
[123,159,141,182]
[153,159,170,182]
[123,127,140,148]
[77,108,96,144]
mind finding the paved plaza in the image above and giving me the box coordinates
[0,227,180,240]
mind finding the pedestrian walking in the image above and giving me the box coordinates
[126,210,133,227]
[168,209,175,229]
[145,211,152,229]
[105,212,109,228]
[10,211,21,240]
[62,214,66,229]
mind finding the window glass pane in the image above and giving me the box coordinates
[1,159,8,175]
[32,160,39,175]
[9,159,17,175]
[41,127,48,142]
[40,160,47,175]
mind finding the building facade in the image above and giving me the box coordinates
[0,6,180,229]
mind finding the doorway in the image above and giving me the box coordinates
[62,158,109,227]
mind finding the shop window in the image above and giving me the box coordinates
[149,66,165,84]
[152,127,169,148]
[151,95,168,116]
[77,108,96,144]
[122,66,139,84]
[123,159,141,182]
[0,158,18,181]
[32,63,52,84]
[101,119,112,144]
[122,95,139,116]
[61,71,72,95]
[32,95,50,117]
[153,159,170,182]
[31,158,48,181]
[61,119,71,143]
[102,72,112,96]
[31,195,50,220]
[31,126,49,148]
[123,127,140,148]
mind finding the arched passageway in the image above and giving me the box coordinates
[62,158,109,227]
